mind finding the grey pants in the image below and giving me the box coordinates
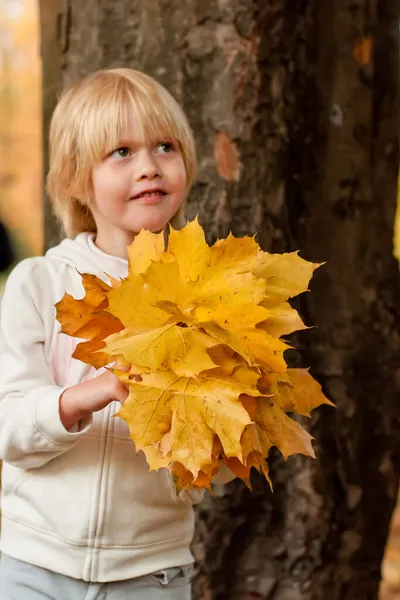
[0,554,193,599]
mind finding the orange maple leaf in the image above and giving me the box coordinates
[56,273,123,369]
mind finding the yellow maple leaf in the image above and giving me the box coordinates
[253,251,320,307]
[209,303,271,330]
[259,368,333,416]
[127,229,165,274]
[253,396,315,459]
[117,369,254,477]
[223,419,273,490]
[56,219,331,491]
[204,323,288,372]
[211,231,260,273]
[259,303,307,337]
[105,324,218,377]
[167,218,210,281]
[107,272,171,332]
[165,436,224,492]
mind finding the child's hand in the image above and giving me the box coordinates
[59,370,128,431]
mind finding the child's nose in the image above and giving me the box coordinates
[134,151,160,180]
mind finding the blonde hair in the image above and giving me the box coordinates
[47,68,196,237]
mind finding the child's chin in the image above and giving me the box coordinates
[122,202,178,234]
[127,217,169,234]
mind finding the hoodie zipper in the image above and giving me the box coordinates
[83,403,113,581]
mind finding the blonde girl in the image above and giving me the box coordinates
[0,68,203,600]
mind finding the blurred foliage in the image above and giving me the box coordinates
[394,176,400,263]
[0,0,43,259]
[381,498,400,600]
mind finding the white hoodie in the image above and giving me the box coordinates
[0,233,199,582]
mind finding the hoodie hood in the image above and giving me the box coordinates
[46,233,128,281]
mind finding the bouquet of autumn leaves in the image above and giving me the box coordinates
[56,219,331,491]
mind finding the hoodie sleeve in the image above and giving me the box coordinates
[0,259,92,469]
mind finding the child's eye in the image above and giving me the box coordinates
[155,142,174,154]
[111,147,131,159]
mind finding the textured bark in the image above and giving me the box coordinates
[39,1,400,598]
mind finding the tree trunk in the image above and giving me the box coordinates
[39,1,400,598]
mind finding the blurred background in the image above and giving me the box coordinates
[0,0,42,292]
[1,1,399,598]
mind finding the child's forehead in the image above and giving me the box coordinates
[117,122,156,144]
[115,104,176,144]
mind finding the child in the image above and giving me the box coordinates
[0,67,209,599]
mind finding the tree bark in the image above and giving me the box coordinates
[39,1,400,598]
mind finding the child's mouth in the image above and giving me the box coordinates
[130,190,167,204]
[132,190,166,199]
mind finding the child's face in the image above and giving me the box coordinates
[91,118,187,243]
